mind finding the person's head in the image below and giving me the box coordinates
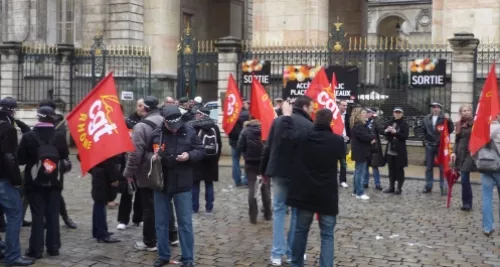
[194,96,203,105]
[135,98,146,117]
[195,107,210,120]
[37,106,56,123]
[350,107,367,128]
[164,96,175,105]
[161,104,183,133]
[459,104,472,119]
[243,101,250,110]
[39,99,57,110]
[393,107,404,120]
[430,102,442,115]
[338,100,348,113]
[293,95,314,114]
[143,96,159,114]
[315,108,333,127]
[0,97,18,118]
[178,97,190,109]
[365,108,375,119]
[275,98,283,108]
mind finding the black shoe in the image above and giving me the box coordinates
[363,184,369,189]
[394,188,402,195]
[440,187,447,196]
[6,257,35,266]
[181,262,194,267]
[154,258,170,267]
[250,218,257,224]
[422,188,432,194]
[97,237,120,243]
[460,206,472,211]
[63,217,77,229]
[484,230,494,237]
[47,250,59,257]
[22,221,31,227]
[383,188,395,194]
[24,250,42,260]
[375,186,383,191]
[264,214,272,221]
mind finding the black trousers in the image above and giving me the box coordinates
[26,189,61,254]
[387,155,405,188]
[117,187,143,225]
[22,190,70,221]
[245,164,271,222]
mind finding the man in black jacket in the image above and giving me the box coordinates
[228,101,250,186]
[0,97,34,266]
[278,103,344,267]
[260,96,314,265]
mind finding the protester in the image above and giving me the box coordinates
[178,97,195,122]
[228,100,250,187]
[188,107,222,213]
[422,102,454,195]
[193,96,203,109]
[18,105,71,258]
[274,98,284,116]
[363,108,384,190]
[350,107,376,200]
[164,96,176,105]
[238,119,271,224]
[149,104,204,267]
[0,97,34,266]
[451,104,475,211]
[338,100,350,188]
[261,95,313,266]
[383,107,409,194]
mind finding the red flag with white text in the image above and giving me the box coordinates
[222,74,243,135]
[250,76,276,140]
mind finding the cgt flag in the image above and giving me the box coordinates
[222,74,243,135]
[67,73,135,175]
[470,63,500,155]
[305,68,344,135]
[251,76,276,140]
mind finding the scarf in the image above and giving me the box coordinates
[455,116,473,135]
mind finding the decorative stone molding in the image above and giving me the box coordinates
[215,36,242,53]
[416,8,432,27]
[0,41,22,57]
[448,32,480,59]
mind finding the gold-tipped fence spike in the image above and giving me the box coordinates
[353,37,358,51]
[364,36,368,50]
[385,36,389,50]
[390,36,394,50]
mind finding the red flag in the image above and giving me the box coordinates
[67,73,135,175]
[222,74,243,135]
[436,119,454,208]
[250,76,276,140]
[305,68,344,135]
[470,63,500,155]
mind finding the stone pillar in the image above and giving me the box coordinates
[0,42,23,99]
[215,36,241,139]
[448,33,480,123]
[56,44,75,110]
[108,0,144,45]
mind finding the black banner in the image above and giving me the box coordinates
[409,58,447,88]
[325,66,359,103]
[241,59,271,85]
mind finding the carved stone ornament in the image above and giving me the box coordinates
[367,11,373,30]
[416,9,432,27]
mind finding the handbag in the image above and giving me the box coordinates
[147,132,165,191]
[474,129,500,173]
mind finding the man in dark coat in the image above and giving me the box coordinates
[278,103,344,267]
[187,107,222,213]
[228,101,250,186]
[383,107,409,194]
[338,100,350,188]
[363,108,384,190]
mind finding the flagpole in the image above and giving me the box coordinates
[55,117,67,130]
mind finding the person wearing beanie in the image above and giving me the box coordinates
[278,103,345,267]
[17,105,70,259]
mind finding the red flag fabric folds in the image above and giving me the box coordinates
[222,74,243,135]
[250,77,276,140]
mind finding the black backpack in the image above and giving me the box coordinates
[198,128,219,157]
[31,133,60,187]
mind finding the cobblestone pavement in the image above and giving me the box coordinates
[14,157,500,267]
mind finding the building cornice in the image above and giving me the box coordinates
[368,0,432,7]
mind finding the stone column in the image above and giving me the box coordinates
[448,33,480,123]
[0,42,23,99]
[56,44,75,111]
[108,0,144,45]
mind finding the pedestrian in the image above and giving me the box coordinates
[178,97,195,122]
[363,108,384,190]
[278,102,344,267]
[337,100,350,188]
[383,107,409,194]
[18,105,71,258]
[150,104,205,267]
[228,100,250,187]
[350,107,376,200]
[238,119,272,224]
[450,104,475,211]
[422,102,454,195]
[261,96,314,266]
[274,98,284,116]
[188,108,222,214]
[0,97,34,266]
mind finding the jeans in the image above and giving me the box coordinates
[26,189,61,254]
[154,191,194,264]
[245,164,271,222]
[192,180,214,212]
[0,180,22,264]
[481,172,500,232]
[353,161,367,196]
[92,202,109,239]
[231,146,247,186]
[271,177,297,260]
[461,171,473,209]
[117,185,142,225]
[363,166,380,187]
[425,146,444,189]
[292,209,336,267]
[338,143,347,183]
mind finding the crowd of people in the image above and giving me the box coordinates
[0,91,499,267]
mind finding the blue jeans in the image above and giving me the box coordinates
[92,202,108,239]
[0,180,23,264]
[481,172,500,232]
[192,180,214,212]
[425,146,444,189]
[363,166,380,187]
[461,171,473,209]
[231,146,247,186]
[154,191,194,264]
[271,177,297,260]
[292,209,336,267]
[353,161,367,196]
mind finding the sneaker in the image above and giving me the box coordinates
[340,182,349,188]
[170,240,179,246]
[375,185,383,191]
[116,223,127,230]
[271,258,282,266]
[134,241,157,251]
[286,254,307,264]
[356,194,370,200]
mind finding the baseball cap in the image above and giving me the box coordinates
[161,104,183,129]
[143,96,159,110]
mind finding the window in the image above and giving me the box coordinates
[57,0,74,44]
[182,13,193,33]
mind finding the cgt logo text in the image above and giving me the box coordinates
[77,100,118,149]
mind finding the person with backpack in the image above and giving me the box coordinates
[238,119,271,224]
[187,108,222,213]
[17,105,71,259]
[0,97,35,266]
